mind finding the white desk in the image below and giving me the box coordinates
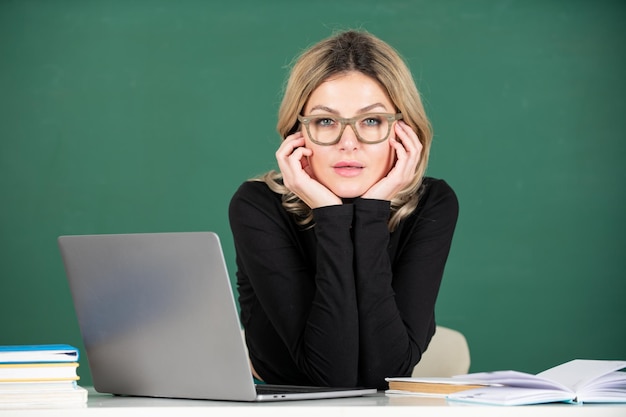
[3,388,625,417]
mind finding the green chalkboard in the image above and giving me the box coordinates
[1,0,624,386]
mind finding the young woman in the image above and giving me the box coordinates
[229,30,459,390]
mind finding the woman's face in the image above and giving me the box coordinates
[302,71,397,199]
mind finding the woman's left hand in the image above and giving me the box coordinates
[362,120,423,201]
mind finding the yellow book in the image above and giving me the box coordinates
[0,362,79,382]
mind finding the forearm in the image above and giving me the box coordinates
[351,184,459,389]
[230,184,361,387]
[299,205,360,386]
[352,199,419,388]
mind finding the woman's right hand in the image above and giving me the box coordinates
[276,131,342,209]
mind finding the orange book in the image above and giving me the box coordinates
[385,377,496,396]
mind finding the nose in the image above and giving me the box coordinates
[338,123,359,149]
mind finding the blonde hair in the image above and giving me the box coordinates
[256,30,432,231]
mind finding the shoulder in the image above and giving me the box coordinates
[420,177,457,202]
[229,179,284,219]
[232,179,278,201]
[416,177,459,219]
[391,177,459,239]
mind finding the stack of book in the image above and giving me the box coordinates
[0,344,88,408]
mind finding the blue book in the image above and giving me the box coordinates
[0,345,79,364]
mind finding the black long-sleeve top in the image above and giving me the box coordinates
[228,177,459,390]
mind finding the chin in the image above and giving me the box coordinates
[331,186,368,199]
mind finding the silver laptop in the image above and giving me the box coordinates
[58,232,376,401]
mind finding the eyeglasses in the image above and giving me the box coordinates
[297,113,403,145]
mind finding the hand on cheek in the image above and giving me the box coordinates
[275,132,341,208]
[363,121,422,201]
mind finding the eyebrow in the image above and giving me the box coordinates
[308,102,389,115]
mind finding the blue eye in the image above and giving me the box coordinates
[361,116,382,127]
[313,117,337,128]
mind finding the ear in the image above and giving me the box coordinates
[288,122,301,137]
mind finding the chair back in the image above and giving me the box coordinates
[411,326,471,377]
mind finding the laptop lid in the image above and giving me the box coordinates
[58,232,376,401]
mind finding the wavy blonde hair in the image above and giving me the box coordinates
[255,30,432,231]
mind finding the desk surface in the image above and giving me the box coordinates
[3,388,625,417]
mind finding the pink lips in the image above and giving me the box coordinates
[333,161,364,177]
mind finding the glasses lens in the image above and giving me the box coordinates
[307,114,392,144]
[354,114,391,143]
[307,116,340,144]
